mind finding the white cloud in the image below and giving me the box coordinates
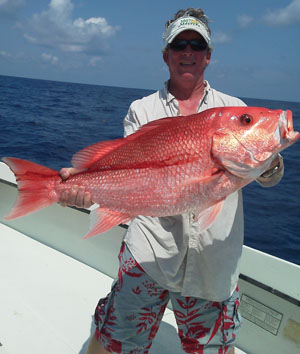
[88,56,102,67]
[213,32,231,44]
[237,14,254,28]
[41,53,59,65]
[0,50,12,58]
[23,0,120,55]
[262,0,300,26]
[24,33,37,44]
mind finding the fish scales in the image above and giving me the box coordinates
[86,113,212,171]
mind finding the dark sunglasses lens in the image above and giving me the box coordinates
[169,39,207,51]
[190,40,208,51]
[169,40,187,51]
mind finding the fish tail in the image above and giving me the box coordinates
[2,157,60,220]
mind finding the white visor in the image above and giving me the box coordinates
[163,16,211,50]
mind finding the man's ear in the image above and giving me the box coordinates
[205,49,212,65]
[163,50,169,65]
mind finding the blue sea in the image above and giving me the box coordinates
[0,74,299,265]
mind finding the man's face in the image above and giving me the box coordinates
[163,30,211,85]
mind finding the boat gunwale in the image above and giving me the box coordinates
[239,273,300,307]
[0,166,299,306]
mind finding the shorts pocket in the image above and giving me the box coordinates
[222,291,241,346]
[94,283,117,331]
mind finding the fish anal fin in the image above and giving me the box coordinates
[193,200,224,233]
[83,207,133,239]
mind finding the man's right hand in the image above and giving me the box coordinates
[59,167,93,208]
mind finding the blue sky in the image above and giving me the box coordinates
[1,0,300,102]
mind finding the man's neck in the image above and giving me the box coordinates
[168,79,206,99]
[168,79,206,115]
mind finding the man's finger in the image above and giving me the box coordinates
[68,185,79,206]
[75,186,86,208]
[83,192,93,209]
[59,190,69,207]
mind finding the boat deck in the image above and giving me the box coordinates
[0,223,247,354]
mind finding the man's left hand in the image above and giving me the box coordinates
[256,154,284,187]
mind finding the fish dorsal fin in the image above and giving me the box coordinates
[126,114,204,140]
[128,116,182,136]
[71,115,186,170]
[71,138,126,170]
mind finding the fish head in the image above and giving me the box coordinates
[211,107,300,179]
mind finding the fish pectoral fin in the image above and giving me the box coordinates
[180,170,223,188]
[193,200,224,233]
[83,207,133,239]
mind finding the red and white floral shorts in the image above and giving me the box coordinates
[94,243,241,354]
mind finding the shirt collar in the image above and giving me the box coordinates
[163,80,175,104]
[163,80,211,105]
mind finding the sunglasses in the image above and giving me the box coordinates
[168,39,208,52]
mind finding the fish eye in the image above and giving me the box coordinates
[240,114,253,125]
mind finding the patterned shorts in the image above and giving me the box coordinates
[94,243,241,354]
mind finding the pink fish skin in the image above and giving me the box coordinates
[2,107,300,238]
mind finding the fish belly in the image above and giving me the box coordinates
[66,162,223,217]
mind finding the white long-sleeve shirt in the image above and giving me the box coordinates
[123,81,246,301]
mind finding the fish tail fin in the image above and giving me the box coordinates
[2,157,60,220]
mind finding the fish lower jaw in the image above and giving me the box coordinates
[286,130,300,142]
[279,110,300,141]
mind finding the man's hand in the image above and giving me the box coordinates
[256,154,284,188]
[59,167,93,208]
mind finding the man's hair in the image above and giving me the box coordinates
[165,8,211,36]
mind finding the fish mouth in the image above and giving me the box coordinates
[279,110,300,142]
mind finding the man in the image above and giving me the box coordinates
[60,8,283,354]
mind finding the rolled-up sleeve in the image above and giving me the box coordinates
[123,105,142,137]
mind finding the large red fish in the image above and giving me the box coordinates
[3,107,299,238]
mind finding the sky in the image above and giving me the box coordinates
[0,0,300,102]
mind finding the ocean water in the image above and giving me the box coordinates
[0,74,299,265]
